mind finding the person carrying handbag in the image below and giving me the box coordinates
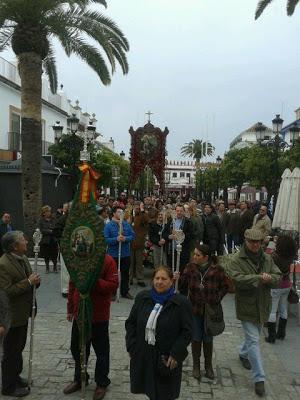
[265,235,298,343]
[177,244,229,381]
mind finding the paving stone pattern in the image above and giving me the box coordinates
[3,260,300,400]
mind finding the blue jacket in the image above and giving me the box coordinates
[104,220,135,258]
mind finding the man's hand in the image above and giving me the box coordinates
[173,272,180,282]
[169,234,176,240]
[28,274,41,285]
[117,235,125,242]
[260,273,272,283]
[166,356,178,370]
[0,326,5,338]
[67,313,73,322]
[158,239,165,246]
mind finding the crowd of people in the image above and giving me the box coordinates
[0,193,298,399]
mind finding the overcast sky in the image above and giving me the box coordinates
[6,0,300,159]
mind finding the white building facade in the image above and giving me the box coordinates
[0,56,100,160]
[230,122,273,149]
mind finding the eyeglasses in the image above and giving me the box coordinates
[246,239,261,244]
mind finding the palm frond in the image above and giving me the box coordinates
[58,34,111,85]
[67,0,107,7]
[47,7,129,75]
[255,0,274,19]
[0,26,13,51]
[287,0,300,15]
[43,45,58,93]
[77,10,129,50]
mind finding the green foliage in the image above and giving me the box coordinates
[255,0,299,19]
[280,137,300,171]
[48,137,129,191]
[219,148,252,189]
[218,144,287,200]
[92,146,129,192]
[181,139,215,162]
[242,145,275,190]
[0,0,129,92]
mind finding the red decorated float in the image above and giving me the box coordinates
[129,119,169,192]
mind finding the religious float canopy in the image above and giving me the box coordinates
[129,117,169,190]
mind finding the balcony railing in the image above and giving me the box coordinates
[0,57,21,85]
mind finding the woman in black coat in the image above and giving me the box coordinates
[125,266,193,400]
[38,205,59,273]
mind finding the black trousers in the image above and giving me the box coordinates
[71,320,110,388]
[1,324,28,392]
[113,256,130,296]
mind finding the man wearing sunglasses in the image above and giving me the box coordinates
[229,228,281,397]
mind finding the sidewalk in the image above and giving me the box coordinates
[3,261,300,400]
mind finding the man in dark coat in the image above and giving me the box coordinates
[202,204,224,255]
[129,202,149,287]
[164,205,193,272]
[0,289,10,397]
[223,201,240,253]
[0,231,40,397]
[0,213,14,256]
[0,289,10,339]
[239,201,254,244]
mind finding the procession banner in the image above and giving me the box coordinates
[60,163,105,345]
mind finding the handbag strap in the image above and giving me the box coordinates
[292,262,297,289]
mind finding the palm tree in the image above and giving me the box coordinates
[181,139,215,163]
[0,0,129,240]
[255,0,299,19]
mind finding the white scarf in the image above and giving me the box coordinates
[145,303,163,345]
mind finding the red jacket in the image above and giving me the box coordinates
[67,254,118,323]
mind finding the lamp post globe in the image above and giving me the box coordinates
[289,124,300,145]
[272,114,284,135]
[67,113,80,135]
[87,120,96,142]
[52,121,63,142]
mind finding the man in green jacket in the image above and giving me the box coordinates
[0,231,40,397]
[229,228,281,397]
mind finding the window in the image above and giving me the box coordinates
[11,112,21,133]
[180,172,185,178]
[9,108,21,151]
[186,173,191,178]
[172,172,177,178]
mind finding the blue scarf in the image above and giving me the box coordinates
[151,286,175,305]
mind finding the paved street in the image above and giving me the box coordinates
[4,259,300,400]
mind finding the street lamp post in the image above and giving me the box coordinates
[164,170,170,195]
[216,155,222,199]
[112,166,120,199]
[67,114,80,193]
[255,115,287,207]
[52,115,98,196]
[289,124,300,146]
[52,121,63,143]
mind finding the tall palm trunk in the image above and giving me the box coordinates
[19,52,43,245]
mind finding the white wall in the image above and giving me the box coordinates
[0,81,21,149]
[0,80,68,151]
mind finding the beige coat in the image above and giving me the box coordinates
[252,214,272,238]
[0,253,33,327]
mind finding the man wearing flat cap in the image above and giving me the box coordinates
[228,228,281,397]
